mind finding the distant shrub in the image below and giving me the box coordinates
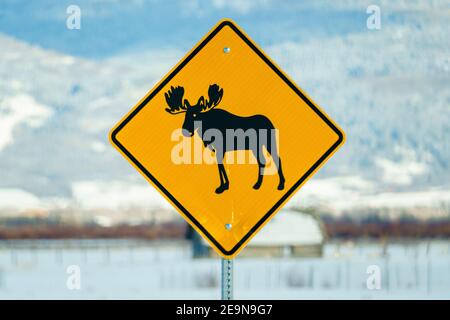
[286,269,307,288]
[194,270,218,288]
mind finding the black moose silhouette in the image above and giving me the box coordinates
[165,84,285,194]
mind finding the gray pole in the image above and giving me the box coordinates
[221,258,233,300]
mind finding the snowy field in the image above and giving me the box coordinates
[0,239,449,300]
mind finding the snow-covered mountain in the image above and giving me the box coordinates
[0,1,449,218]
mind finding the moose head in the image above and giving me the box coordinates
[164,84,223,137]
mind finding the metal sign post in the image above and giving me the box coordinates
[221,258,233,300]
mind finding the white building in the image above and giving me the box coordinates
[194,209,326,258]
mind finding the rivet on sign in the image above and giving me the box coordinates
[225,223,232,230]
[223,47,231,54]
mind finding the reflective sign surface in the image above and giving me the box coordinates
[110,19,345,258]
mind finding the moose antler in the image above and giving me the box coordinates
[165,86,187,114]
[202,84,223,112]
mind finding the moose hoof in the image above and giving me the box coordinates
[215,184,229,194]
[277,183,285,190]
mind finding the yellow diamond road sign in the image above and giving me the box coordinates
[109,19,345,258]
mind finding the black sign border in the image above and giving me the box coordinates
[111,20,344,256]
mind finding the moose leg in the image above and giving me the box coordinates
[253,148,265,190]
[215,153,229,194]
[276,158,285,190]
[265,139,285,191]
[253,164,264,190]
[215,164,229,194]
